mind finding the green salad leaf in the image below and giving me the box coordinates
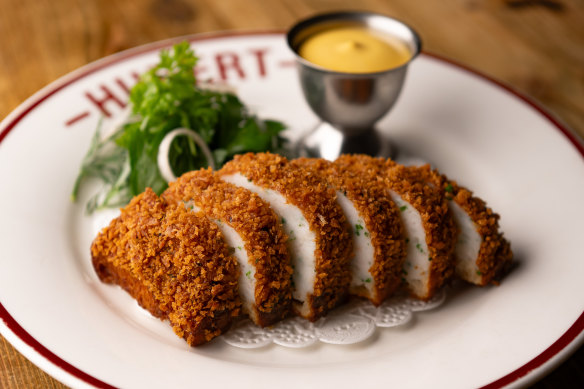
[72,41,286,213]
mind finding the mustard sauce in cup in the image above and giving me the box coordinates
[298,26,412,74]
[287,11,422,158]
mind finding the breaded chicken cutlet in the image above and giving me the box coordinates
[419,167,513,285]
[335,155,458,300]
[91,188,241,346]
[91,152,513,347]
[163,168,293,327]
[219,153,353,321]
[292,157,406,306]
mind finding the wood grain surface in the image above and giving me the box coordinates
[1,0,583,388]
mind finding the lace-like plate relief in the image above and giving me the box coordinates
[222,290,446,348]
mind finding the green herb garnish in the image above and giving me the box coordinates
[355,224,364,236]
[444,184,454,193]
[72,41,285,213]
[399,205,407,212]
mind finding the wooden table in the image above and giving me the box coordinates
[1,0,582,387]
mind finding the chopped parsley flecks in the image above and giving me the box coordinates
[399,205,407,212]
[237,246,242,250]
[405,238,410,244]
[364,278,372,283]
[245,270,251,278]
[428,256,432,261]
[281,217,286,224]
[355,223,364,236]
[364,231,370,238]
[416,243,425,253]
[476,270,483,276]
[247,178,252,183]
[444,184,454,193]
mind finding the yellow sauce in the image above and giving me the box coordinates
[299,26,411,73]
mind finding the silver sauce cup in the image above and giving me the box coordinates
[287,11,422,158]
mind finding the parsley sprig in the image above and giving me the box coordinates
[72,42,285,213]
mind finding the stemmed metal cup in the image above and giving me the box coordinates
[287,11,422,159]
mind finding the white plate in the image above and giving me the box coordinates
[1,32,583,389]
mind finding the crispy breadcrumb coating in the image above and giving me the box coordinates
[163,168,293,326]
[219,152,353,321]
[91,188,241,346]
[335,155,457,300]
[293,157,406,305]
[423,167,513,285]
[90,151,514,347]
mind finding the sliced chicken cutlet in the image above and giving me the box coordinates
[91,188,241,346]
[419,167,513,285]
[219,152,353,321]
[163,168,293,326]
[335,155,457,300]
[293,157,406,306]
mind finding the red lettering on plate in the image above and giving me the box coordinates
[249,48,269,77]
[115,78,132,95]
[278,60,296,68]
[215,52,245,81]
[85,85,127,117]
[65,111,90,127]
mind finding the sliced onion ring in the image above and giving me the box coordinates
[157,128,215,183]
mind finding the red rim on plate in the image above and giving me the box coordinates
[0,31,583,389]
